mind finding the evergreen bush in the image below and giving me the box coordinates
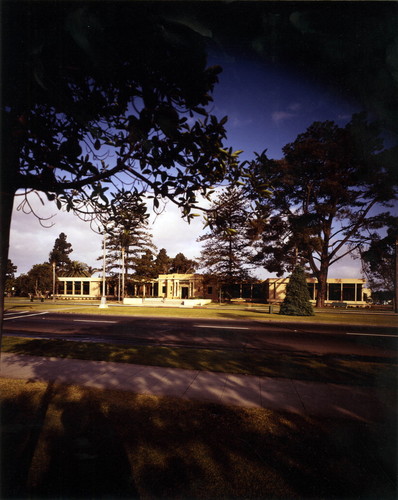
[279,266,314,316]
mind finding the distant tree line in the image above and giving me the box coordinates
[8,231,198,298]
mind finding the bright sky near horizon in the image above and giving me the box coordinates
[8,53,363,279]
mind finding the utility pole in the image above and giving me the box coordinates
[52,262,56,301]
[99,231,108,308]
[121,246,125,302]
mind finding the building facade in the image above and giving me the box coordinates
[265,277,371,306]
[56,277,102,299]
[56,274,371,306]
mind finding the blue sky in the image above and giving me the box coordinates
[211,55,358,162]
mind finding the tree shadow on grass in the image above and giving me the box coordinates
[1,377,397,499]
[4,335,398,390]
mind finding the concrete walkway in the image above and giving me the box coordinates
[0,352,395,423]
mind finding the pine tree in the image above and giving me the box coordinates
[170,253,197,274]
[104,227,156,278]
[279,266,314,316]
[198,188,254,283]
[133,249,155,277]
[49,233,73,274]
[154,249,172,275]
[100,192,156,281]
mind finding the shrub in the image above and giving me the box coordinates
[279,267,314,316]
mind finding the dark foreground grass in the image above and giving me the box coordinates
[1,378,396,499]
[3,335,397,388]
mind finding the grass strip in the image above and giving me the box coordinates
[5,299,398,327]
[1,378,396,499]
[2,335,397,388]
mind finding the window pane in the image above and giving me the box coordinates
[329,284,341,301]
[83,282,90,295]
[66,281,73,294]
[342,284,355,301]
[74,281,81,294]
[252,283,264,299]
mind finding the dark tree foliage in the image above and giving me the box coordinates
[279,267,314,316]
[5,259,17,295]
[100,191,156,281]
[155,249,172,275]
[5,260,17,280]
[133,249,157,280]
[61,261,93,278]
[1,1,241,329]
[170,253,197,274]
[15,263,53,297]
[198,188,254,283]
[360,216,398,293]
[49,233,73,273]
[249,114,397,307]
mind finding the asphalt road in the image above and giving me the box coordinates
[3,310,398,359]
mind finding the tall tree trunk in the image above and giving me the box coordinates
[1,189,16,351]
[316,265,328,308]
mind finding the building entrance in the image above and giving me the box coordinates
[181,287,189,299]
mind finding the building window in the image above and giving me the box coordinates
[307,283,316,300]
[207,286,213,295]
[342,284,356,301]
[162,286,167,294]
[66,281,73,295]
[83,282,90,295]
[74,281,81,295]
[328,283,342,301]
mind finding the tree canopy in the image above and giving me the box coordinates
[49,233,73,273]
[360,216,398,295]
[198,188,255,283]
[15,263,53,297]
[249,114,397,306]
[0,1,241,320]
[5,260,17,296]
[2,1,239,218]
[154,249,172,275]
[170,253,197,274]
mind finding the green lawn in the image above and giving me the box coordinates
[1,378,396,499]
[4,297,398,327]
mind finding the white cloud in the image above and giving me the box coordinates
[8,192,210,276]
[9,197,103,275]
[271,110,296,124]
[288,102,302,112]
[150,207,204,259]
